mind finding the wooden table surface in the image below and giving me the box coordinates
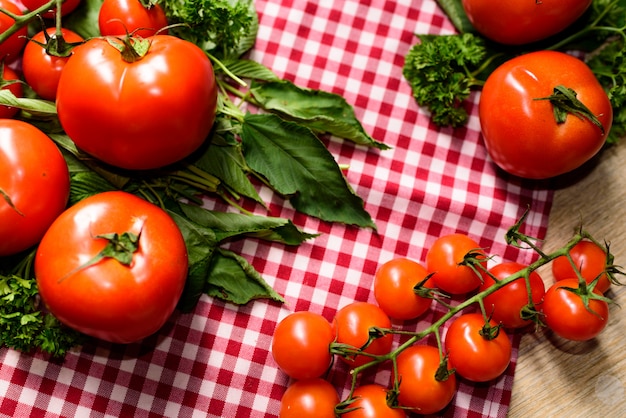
[508,142,626,416]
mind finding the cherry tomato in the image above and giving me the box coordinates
[21,0,82,18]
[99,0,169,38]
[0,65,23,118]
[35,191,188,344]
[271,311,334,380]
[479,261,546,329]
[0,120,70,256]
[479,51,612,179]
[462,0,592,45]
[343,384,406,418]
[396,344,457,415]
[542,278,609,341]
[425,233,486,295]
[0,0,28,62]
[373,258,433,321]
[444,313,512,382]
[22,28,84,101]
[279,378,339,418]
[552,240,611,294]
[332,302,393,368]
[56,35,217,170]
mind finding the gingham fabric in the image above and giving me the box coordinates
[0,1,554,417]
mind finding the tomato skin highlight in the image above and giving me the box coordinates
[22,28,85,101]
[479,262,546,329]
[542,278,609,341]
[552,240,611,294]
[56,35,218,170]
[0,0,28,62]
[373,258,433,321]
[462,0,592,45]
[343,384,407,418]
[34,191,188,344]
[99,0,169,38]
[395,345,457,415]
[444,313,512,382]
[426,233,486,295]
[332,302,393,368]
[479,51,612,179]
[279,378,339,418]
[0,120,70,256]
[271,311,334,380]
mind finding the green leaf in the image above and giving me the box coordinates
[179,202,318,245]
[168,210,219,313]
[206,248,284,305]
[241,113,376,229]
[250,80,388,149]
[222,58,280,82]
[64,0,103,39]
[0,90,57,116]
[435,0,476,33]
[191,141,264,206]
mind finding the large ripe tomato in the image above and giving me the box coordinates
[0,120,70,256]
[0,65,23,118]
[279,378,339,418]
[56,35,217,170]
[271,311,334,380]
[373,258,433,321]
[542,278,609,341]
[0,0,28,62]
[343,384,406,418]
[462,0,592,45]
[332,301,393,368]
[21,0,82,18]
[479,51,612,179]
[444,313,512,382]
[552,240,612,294]
[99,0,169,38]
[479,261,546,329]
[22,28,84,101]
[34,191,189,344]
[395,344,457,415]
[425,233,486,295]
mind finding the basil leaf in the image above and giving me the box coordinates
[241,113,376,229]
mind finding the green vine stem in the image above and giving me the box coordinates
[332,216,623,408]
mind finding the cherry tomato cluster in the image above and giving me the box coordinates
[0,0,218,343]
[272,229,619,417]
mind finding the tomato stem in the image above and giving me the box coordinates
[535,85,605,134]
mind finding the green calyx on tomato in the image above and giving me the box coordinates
[106,35,151,62]
[535,85,605,135]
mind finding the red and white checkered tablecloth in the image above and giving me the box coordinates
[0,0,555,417]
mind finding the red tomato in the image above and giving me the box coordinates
[56,35,217,170]
[479,51,612,179]
[552,240,611,294]
[426,233,486,295]
[343,384,406,418]
[0,0,28,62]
[0,120,70,256]
[396,345,457,415]
[332,302,393,368]
[444,313,512,382]
[462,0,592,45]
[21,0,82,18]
[0,65,23,118]
[34,191,188,344]
[542,278,609,341]
[22,28,84,101]
[271,311,334,380]
[99,0,169,38]
[279,378,339,418]
[373,258,433,321]
[479,261,546,329]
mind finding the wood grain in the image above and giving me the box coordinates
[508,143,626,416]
